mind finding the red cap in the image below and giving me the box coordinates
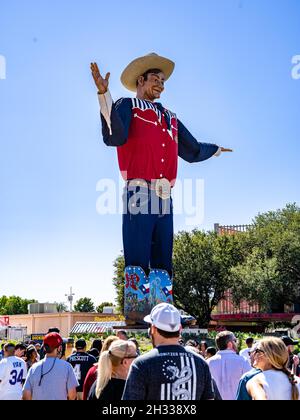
[43,332,63,349]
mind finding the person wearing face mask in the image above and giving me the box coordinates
[91,53,233,325]
[122,303,215,400]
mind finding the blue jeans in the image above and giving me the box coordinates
[122,185,173,276]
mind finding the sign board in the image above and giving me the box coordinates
[0,317,9,327]
[183,328,208,335]
[30,334,46,344]
[94,315,125,323]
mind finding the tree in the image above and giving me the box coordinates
[173,230,245,327]
[0,296,37,315]
[113,255,125,314]
[112,203,300,323]
[0,296,8,314]
[231,204,300,311]
[112,231,246,325]
[74,298,95,313]
[230,250,282,311]
[55,302,68,313]
[96,302,114,313]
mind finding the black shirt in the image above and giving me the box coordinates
[88,378,126,400]
[67,352,97,392]
[122,345,214,400]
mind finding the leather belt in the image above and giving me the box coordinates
[126,178,171,200]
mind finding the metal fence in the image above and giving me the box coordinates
[214,223,252,234]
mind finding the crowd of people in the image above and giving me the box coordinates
[0,303,300,401]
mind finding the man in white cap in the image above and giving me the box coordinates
[122,303,214,400]
[91,53,233,325]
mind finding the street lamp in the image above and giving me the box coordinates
[65,287,75,312]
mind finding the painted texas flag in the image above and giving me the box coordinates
[162,285,173,297]
[139,283,150,295]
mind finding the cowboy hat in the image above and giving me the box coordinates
[121,52,175,92]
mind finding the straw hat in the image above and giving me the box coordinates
[121,52,175,92]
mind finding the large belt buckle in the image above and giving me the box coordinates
[155,178,171,200]
[127,179,148,189]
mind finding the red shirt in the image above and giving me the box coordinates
[100,96,219,180]
[83,364,97,400]
[117,98,178,184]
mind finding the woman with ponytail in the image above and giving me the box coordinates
[246,337,300,400]
[83,335,119,400]
[87,339,137,400]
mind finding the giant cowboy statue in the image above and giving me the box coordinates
[91,53,232,325]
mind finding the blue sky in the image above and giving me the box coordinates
[0,0,299,307]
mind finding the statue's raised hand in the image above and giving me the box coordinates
[91,62,110,94]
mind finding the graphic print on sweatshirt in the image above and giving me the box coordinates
[159,352,197,400]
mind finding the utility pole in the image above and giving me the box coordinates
[65,287,75,312]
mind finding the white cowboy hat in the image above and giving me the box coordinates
[121,52,175,92]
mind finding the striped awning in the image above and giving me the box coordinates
[70,321,126,335]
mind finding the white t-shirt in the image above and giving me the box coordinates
[250,370,300,400]
[0,356,27,400]
[239,347,252,363]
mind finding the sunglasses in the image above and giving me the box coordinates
[121,354,138,365]
[124,354,138,359]
[253,348,265,355]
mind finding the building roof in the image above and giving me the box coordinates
[211,313,296,323]
[70,321,126,335]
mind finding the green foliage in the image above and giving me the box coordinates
[112,231,248,326]
[231,204,300,311]
[112,254,125,314]
[69,331,152,354]
[233,332,262,353]
[73,298,95,313]
[70,333,104,342]
[173,230,245,327]
[55,302,68,313]
[230,251,280,311]
[96,302,114,313]
[0,296,37,315]
[112,203,300,327]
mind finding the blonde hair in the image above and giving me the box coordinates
[260,337,299,401]
[101,335,119,353]
[95,339,137,399]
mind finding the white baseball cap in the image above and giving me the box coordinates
[144,303,182,332]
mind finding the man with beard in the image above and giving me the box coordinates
[122,303,215,400]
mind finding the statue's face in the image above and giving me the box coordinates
[138,71,165,101]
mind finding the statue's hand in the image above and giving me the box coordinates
[91,62,110,94]
[220,147,233,153]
